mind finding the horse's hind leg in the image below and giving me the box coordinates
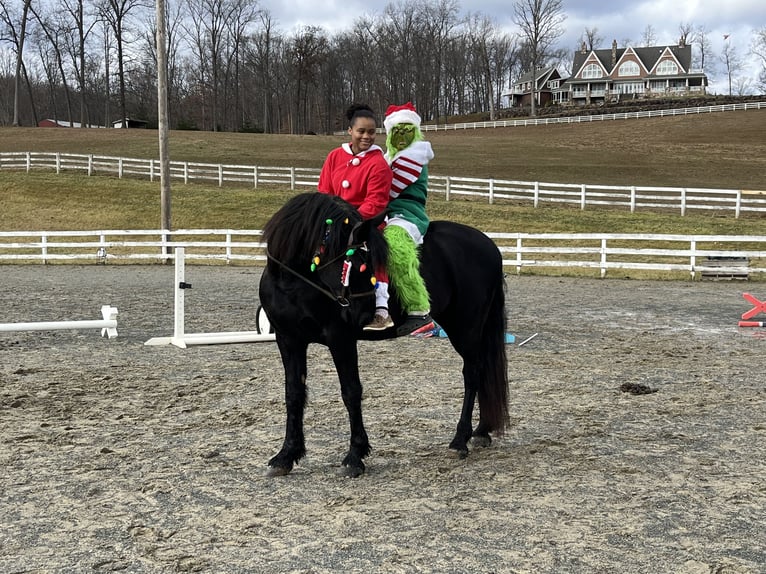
[329,339,370,478]
[449,360,479,458]
[267,336,308,476]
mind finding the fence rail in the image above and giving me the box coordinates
[2,151,765,217]
[1,229,764,279]
[418,100,766,131]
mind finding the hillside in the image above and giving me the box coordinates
[1,108,765,190]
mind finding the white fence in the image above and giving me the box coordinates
[1,229,764,280]
[2,151,765,217]
[418,101,766,131]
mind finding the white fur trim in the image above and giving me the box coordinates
[384,109,422,132]
[387,216,423,245]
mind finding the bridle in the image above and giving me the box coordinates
[264,220,376,307]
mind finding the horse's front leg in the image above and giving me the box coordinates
[267,335,308,476]
[329,339,370,478]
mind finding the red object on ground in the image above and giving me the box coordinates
[741,293,766,320]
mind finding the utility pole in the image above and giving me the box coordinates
[155,0,172,255]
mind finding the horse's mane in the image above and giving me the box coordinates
[263,193,387,270]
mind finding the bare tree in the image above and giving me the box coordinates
[60,0,99,127]
[512,0,565,117]
[184,0,255,131]
[693,25,713,73]
[641,24,656,47]
[247,10,280,133]
[98,0,149,127]
[678,22,693,46]
[751,26,766,92]
[28,4,75,124]
[719,37,743,96]
[287,25,327,134]
[580,26,602,51]
[417,0,459,122]
[465,13,517,120]
[1,0,34,125]
[141,0,197,128]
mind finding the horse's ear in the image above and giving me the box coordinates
[350,210,386,243]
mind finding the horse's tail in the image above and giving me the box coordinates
[477,275,510,436]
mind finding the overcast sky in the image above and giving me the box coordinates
[260,0,766,94]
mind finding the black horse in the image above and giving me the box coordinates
[259,192,509,477]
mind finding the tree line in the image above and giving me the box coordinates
[2,0,764,133]
[1,0,538,133]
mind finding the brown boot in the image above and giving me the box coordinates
[364,312,394,331]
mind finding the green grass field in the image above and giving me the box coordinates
[1,109,764,235]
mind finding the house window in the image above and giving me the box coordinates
[548,80,559,89]
[618,61,640,76]
[656,60,678,75]
[582,64,602,79]
[615,82,645,94]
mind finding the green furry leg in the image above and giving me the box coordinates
[383,224,430,313]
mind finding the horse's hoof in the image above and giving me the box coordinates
[266,464,292,477]
[448,447,469,460]
[339,464,365,478]
[471,435,492,449]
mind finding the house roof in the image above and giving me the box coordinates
[571,43,694,78]
[515,66,560,86]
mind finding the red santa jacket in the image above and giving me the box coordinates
[317,143,392,220]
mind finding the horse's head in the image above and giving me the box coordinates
[261,193,388,333]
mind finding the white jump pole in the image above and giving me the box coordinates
[144,246,275,348]
[0,305,119,339]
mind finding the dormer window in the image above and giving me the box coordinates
[618,61,640,76]
[656,60,678,75]
[582,63,602,79]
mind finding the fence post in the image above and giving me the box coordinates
[600,238,607,278]
[630,186,636,212]
[254,166,258,189]
[689,239,696,280]
[118,158,123,178]
[680,188,686,216]
[226,232,232,263]
[26,151,31,172]
[88,155,93,176]
[184,162,189,184]
[150,159,155,182]
[735,189,741,218]
[41,234,48,265]
[291,167,296,190]
[488,179,495,205]
[445,177,451,202]
[516,237,523,275]
[56,153,61,174]
[218,165,223,187]
[533,182,539,208]
[581,184,587,210]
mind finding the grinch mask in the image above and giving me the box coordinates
[388,123,417,152]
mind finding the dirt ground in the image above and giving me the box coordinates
[1,265,765,573]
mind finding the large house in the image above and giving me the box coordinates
[505,38,708,108]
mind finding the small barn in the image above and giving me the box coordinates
[111,118,148,129]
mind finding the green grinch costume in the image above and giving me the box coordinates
[382,103,434,316]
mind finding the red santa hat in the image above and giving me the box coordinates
[383,102,422,133]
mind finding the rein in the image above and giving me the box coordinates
[265,246,375,307]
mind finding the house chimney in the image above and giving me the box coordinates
[580,41,587,54]
[611,39,617,67]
